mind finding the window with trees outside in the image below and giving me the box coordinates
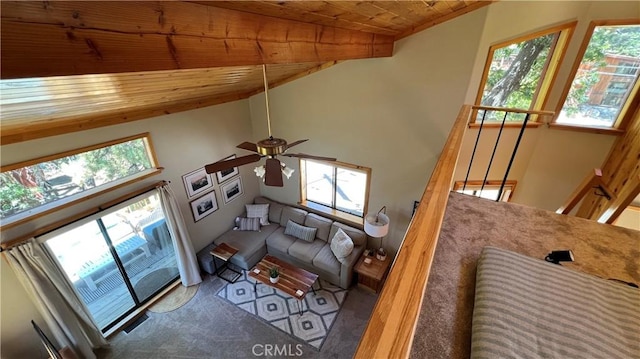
[0,133,159,228]
[473,23,575,123]
[556,22,640,129]
[299,159,370,221]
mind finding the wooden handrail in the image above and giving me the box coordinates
[471,105,555,116]
[354,105,470,359]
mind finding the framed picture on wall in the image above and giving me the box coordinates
[190,191,219,222]
[182,168,214,198]
[221,177,243,204]
[215,154,240,184]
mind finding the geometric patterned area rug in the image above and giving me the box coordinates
[217,271,347,349]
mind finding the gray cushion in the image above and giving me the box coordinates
[235,217,260,231]
[279,206,307,227]
[304,213,333,241]
[265,227,297,253]
[328,222,367,246]
[213,225,277,268]
[255,197,284,225]
[312,245,341,275]
[284,220,317,242]
[245,204,270,226]
[288,239,326,264]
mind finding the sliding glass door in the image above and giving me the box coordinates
[43,191,178,331]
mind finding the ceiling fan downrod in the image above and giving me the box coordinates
[262,64,272,138]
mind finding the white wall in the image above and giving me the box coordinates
[455,1,638,211]
[251,8,488,257]
[0,100,260,358]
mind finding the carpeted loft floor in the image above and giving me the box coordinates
[410,192,640,359]
[97,272,377,359]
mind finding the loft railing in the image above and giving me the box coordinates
[354,105,554,359]
[354,105,470,359]
[462,105,554,201]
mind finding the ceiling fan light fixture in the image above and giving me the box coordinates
[281,165,295,179]
[254,165,266,178]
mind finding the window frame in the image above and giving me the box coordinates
[471,22,576,125]
[0,133,161,229]
[552,19,640,133]
[453,180,517,202]
[299,159,371,225]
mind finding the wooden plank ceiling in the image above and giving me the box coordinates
[0,1,492,145]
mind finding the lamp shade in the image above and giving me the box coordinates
[364,212,390,238]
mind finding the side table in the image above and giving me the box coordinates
[210,243,242,283]
[354,253,391,293]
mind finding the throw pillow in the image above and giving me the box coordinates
[284,220,317,242]
[330,228,354,263]
[234,217,261,232]
[246,204,270,226]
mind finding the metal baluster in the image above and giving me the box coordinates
[497,113,531,201]
[463,109,488,193]
[480,111,509,198]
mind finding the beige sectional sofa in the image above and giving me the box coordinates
[197,196,366,289]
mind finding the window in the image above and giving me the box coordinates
[0,133,159,228]
[473,23,575,123]
[453,180,517,202]
[556,22,640,129]
[299,159,370,220]
[42,191,177,332]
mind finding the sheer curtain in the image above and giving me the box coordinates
[5,239,108,359]
[158,184,202,286]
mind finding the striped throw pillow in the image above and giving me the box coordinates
[235,217,261,232]
[246,204,270,226]
[284,220,317,242]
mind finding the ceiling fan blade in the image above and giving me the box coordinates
[264,158,284,187]
[285,139,308,150]
[282,153,337,162]
[205,154,262,173]
[237,141,258,153]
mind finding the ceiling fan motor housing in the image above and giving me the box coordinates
[257,137,288,156]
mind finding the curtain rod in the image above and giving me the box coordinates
[0,180,169,252]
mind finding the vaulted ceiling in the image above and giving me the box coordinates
[0,1,492,145]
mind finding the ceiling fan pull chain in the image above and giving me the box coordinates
[262,64,272,138]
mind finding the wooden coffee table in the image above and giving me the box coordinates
[248,255,319,315]
[210,243,241,283]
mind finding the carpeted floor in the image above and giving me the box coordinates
[410,192,640,359]
[97,273,377,358]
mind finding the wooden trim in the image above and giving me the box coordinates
[552,19,640,129]
[547,123,625,135]
[471,106,555,116]
[452,180,517,201]
[1,92,251,145]
[298,158,372,220]
[1,133,151,172]
[556,168,605,214]
[468,122,542,129]
[394,1,493,41]
[248,61,341,97]
[0,180,168,250]
[0,1,393,79]
[600,175,640,224]
[471,21,576,122]
[298,200,364,228]
[354,105,470,359]
[0,169,164,231]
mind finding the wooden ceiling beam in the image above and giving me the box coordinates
[0,1,394,79]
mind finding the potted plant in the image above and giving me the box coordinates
[269,267,280,283]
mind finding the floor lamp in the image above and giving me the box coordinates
[364,206,390,261]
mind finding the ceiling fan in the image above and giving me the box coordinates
[205,65,336,187]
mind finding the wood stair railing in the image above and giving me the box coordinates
[354,105,470,359]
